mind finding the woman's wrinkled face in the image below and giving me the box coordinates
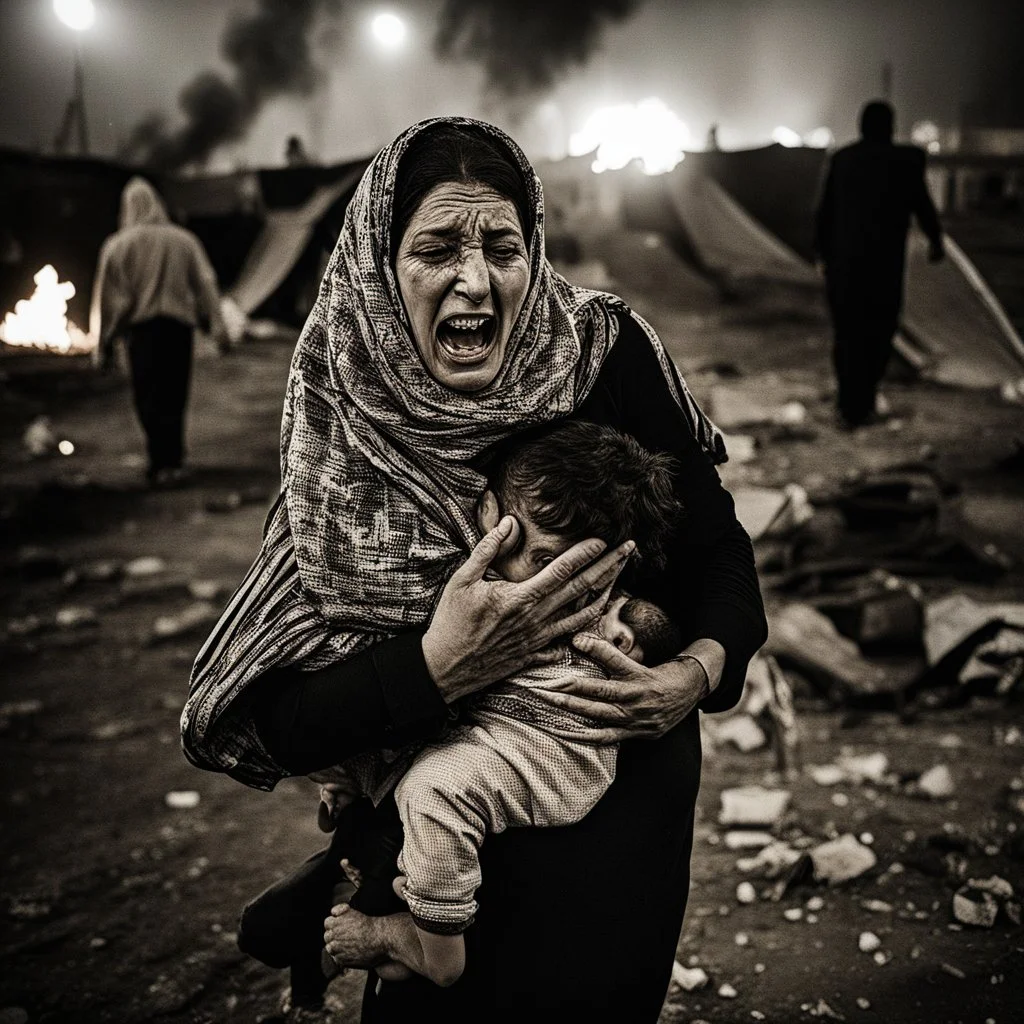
[394,181,530,392]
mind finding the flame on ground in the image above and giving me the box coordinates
[0,265,93,354]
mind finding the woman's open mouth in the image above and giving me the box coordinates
[436,314,497,364]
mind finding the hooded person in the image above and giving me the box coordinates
[90,176,227,486]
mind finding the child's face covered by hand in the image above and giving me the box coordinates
[595,592,644,663]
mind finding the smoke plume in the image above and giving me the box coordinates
[435,0,642,97]
[121,0,339,170]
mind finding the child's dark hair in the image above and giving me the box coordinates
[492,421,682,569]
[620,597,684,667]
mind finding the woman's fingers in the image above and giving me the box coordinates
[572,633,642,677]
[521,536,612,601]
[541,683,633,725]
[529,540,632,616]
[449,516,518,585]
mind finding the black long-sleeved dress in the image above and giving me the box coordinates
[244,310,767,1022]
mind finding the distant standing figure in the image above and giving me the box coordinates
[285,135,311,167]
[814,101,945,428]
[91,177,226,487]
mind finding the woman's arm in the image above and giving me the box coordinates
[573,312,768,718]
[248,519,634,775]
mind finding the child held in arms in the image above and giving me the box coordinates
[316,420,686,986]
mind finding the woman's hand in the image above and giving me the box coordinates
[422,516,635,703]
[541,634,719,744]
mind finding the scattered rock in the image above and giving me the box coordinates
[188,579,225,601]
[124,556,167,578]
[807,764,846,786]
[670,962,709,992]
[55,605,98,629]
[725,830,774,850]
[736,882,757,904]
[940,962,966,979]
[23,416,56,457]
[783,907,803,921]
[719,785,791,828]
[164,791,201,810]
[836,751,889,784]
[737,841,803,879]
[861,899,893,914]
[711,714,768,752]
[810,833,877,884]
[151,602,219,642]
[717,983,738,999]
[916,764,955,799]
[858,931,881,953]
[0,1008,30,1024]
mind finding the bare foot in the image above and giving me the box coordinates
[323,903,418,982]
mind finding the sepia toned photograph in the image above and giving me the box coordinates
[1,2,1022,1022]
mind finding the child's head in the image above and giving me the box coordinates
[596,591,683,666]
[479,420,682,584]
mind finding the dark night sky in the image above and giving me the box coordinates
[0,0,1020,167]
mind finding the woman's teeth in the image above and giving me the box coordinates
[437,316,495,360]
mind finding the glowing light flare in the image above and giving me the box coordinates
[912,120,941,154]
[371,11,406,49]
[772,126,803,148]
[53,0,95,32]
[804,126,834,149]
[569,98,690,175]
[0,265,92,354]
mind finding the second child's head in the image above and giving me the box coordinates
[477,420,682,584]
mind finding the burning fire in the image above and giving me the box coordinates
[0,265,92,354]
[569,98,690,175]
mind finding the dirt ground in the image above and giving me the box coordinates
[2,227,1023,1024]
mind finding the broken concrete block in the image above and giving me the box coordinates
[807,764,847,786]
[737,841,802,879]
[125,556,167,578]
[917,764,955,799]
[952,887,998,928]
[719,785,791,828]
[810,833,877,884]
[836,751,889,785]
[724,830,774,850]
[670,962,709,992]
[712,714,768,752]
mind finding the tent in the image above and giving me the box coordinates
[628,144,1024,388]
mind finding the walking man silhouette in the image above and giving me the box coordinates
[815,101,944,428]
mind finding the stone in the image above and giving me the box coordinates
[917,764,955,799]
[724,830,774,850]
[164,791,201,810]
[736,882,757,904]
[670,962,709,992]
[858,931,881,953]
[712,714,768,753]
[719,786,791,828]
[717,983,738,999]
[810,833,877,884]
[55,605,98,629]
[952,888,998,928]
[151,602,219,641]
[737,841,802,879]
[837,751,889,784]
[125,556,167,578]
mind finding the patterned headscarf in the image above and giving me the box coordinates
[182,117,724,788]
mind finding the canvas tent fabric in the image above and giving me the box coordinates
[649,145,1024,389]
[227,167,365,316]
[666,169,819,287]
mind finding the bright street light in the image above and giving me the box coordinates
[53,0,95,32]
[371,11,406,50]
